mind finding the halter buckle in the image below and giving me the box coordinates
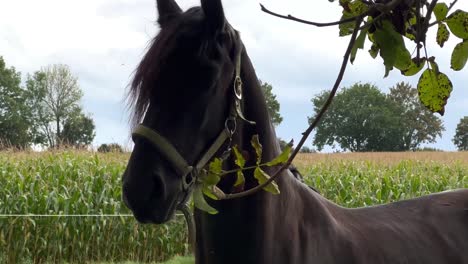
[234,76,242,100]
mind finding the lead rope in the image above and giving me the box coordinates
[178,204,196,254]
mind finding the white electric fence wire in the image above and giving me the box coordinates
[0,214,184,217]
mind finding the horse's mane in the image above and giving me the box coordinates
[127,8,203,127]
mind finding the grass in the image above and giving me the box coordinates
[0,150,466,263]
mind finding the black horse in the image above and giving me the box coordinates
[122,0,468,263]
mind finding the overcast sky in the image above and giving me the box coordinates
[1,0,467,151]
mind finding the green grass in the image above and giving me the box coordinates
[156,255,194,264]
[0,151,466,263]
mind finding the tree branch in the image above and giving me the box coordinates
[260,3,360,27]
[221,17,364,200]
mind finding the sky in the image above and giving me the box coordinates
[0,0,467,151]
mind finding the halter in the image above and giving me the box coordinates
[131,36,254,207]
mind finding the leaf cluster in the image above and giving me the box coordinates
[339,0,467,115]
[193,135,292,214]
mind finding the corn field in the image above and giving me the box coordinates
[0,150,467,263]
[0,151,188,264]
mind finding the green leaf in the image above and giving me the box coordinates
[339,14,356,37]
[234,171,245,187]
[202,186,219,200]
[250,135,262,165]
[401,57,426,76]
[417,67,453,115]
[202,170,220,186]
[339,0,351,10]
[208,158,222,175]
[369,43,379,59]
[433,3,449,21]
[338,0,368,36]
[232,146,245,169]
[253,167,280,194]
[436,23,450,47]
[266,143,292,166]
[446,10,468,39]
[350,27,368,64]
[193,185,218,214]
[451,40,468,71]
[202,185,225,200]
[374,20,412,77]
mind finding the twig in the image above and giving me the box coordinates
[221,17,364,200]
[260,3,360,27]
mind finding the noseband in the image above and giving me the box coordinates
[131,35,253,207]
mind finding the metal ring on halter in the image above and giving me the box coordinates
[181,167,195,191]
[225,117,237,136]
[234,76,242,100]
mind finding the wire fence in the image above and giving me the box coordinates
[0,213,184,217]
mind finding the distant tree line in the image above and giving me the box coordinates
[261,80,466,152]
[309,82,448,152]
[0,56,95,150]
[453,116,468,151]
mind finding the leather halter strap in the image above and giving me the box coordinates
[132,124,233,187]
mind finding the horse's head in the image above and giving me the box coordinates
[122,0,243,224]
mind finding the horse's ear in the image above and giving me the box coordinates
[201,0,225,34]
[156,0,182,27]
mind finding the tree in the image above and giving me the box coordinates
[310,83,404,152]
[98,143,124,153]
[24,71,50,145]
[0,57,32,149]
[61,109,96,147]
[453,117,468,151]
[259,80,283,126]
[388,82,444,151]
[25,64,93,148]
[310,82,445,152]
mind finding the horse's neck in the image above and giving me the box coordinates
[194,51,339,264]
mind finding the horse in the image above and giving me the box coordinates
[122,0,468,263]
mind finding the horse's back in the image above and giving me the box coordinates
[340,189,468,263]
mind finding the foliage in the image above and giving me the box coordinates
[24,71,50,145]
[1,151,466,263]
[259,80,283,126]
[25,64,94,148]
[310,83,402,152]
[300,157,468,208]
[310,82,444,152]
[453,116,468,151]
[98,143,124,153]
[61,109,96,147]
[388,82,444,150]
[0,57,32,149]
[196,135,291,213]
[415,147,443,152]
[334,0,468,115]
[0,151,188,263]
[300,146,316,153]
